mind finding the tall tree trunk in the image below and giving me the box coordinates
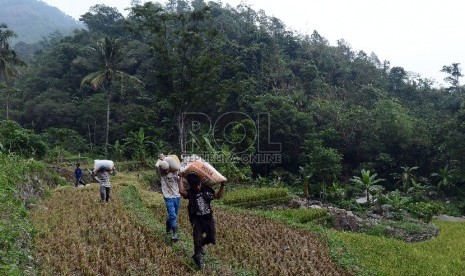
[87,124,93,150]
[178,113,185,154]
[5,83,10,120]
[6,99,9,120]
[105,92,110,158]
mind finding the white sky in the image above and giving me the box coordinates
[42,0,465,87]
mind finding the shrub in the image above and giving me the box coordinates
[407,202,442,223]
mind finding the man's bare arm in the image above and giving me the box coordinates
[179,177,188,198]
[214,182,225,199]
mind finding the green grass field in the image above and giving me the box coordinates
[333,220,465,275]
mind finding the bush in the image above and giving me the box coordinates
[407,202,442,223]
[0,120,47,158]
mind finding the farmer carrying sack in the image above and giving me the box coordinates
[93,160,114,172]
[180,155,227,186]
[156,154,181,171]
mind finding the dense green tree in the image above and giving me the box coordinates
[0,120,47,158]
[80,5,126,36]
[0,24,25,119]
[131,1,228,151]
[441,63,463,93]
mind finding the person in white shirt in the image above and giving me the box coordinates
[158,160,181,241]
[94,166,113,203]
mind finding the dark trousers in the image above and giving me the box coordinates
[100,186,110,202]
[191,215,216,255]
[75,177,85,187]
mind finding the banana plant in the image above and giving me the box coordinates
[123,128,155,165]
[431,165,456,193]
[299,166,314,198]
[350,169,384,205]
[384,189,410,210]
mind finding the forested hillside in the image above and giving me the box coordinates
[1,0,465,212]
[0,0,83,44]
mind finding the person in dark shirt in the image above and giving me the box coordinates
[179,172,225,269]
[74,163,86,187]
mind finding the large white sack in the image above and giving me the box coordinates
[93,160,114,172]
[164,155,181,171]
[158,160,170,170]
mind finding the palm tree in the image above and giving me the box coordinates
[81,37,142,157]
[0,24,25,119]
[350,169,384,205]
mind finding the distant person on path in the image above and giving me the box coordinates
[158,160,181,242]
[94,166,113,203]
[179,172,225,269]
[74,163,86,187]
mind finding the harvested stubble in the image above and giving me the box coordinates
[149,197,349,275]
[30,185,193,275]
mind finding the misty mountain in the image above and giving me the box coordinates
[0,0,84,44]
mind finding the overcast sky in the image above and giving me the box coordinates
[42,0,465,87]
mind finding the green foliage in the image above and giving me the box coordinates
[382,189,411,211]
[271,208,333,225]
[304,139,342,184]
[326,181,348,203]
[81,36,143,157]
[398,166,419,191]
[4,0,465,204]
[222,187,289,206]
[441,63,462,91]
[406,179,428,202]
[123,128,156,165]
[139,170,159,190]
[0,153,61,274]
[360,220,434,240]
[41,128,87,154]
[350,169,384,205]
[0,120,47,158]
[407,202,442,223]
[44,146,70,164]
[299,166,313,198]
[335,220,465,275]
[431,165,457,193]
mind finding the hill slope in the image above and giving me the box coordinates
[0,0,84,44]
